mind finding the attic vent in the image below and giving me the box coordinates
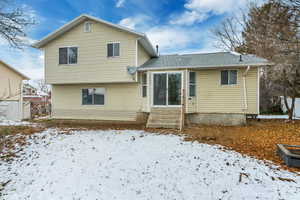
[84,22,92,33]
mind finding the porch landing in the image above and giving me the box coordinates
[146,107,182,129]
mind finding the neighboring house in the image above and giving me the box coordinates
[23,85,51,117]
[23,83,38,96]
[33,14,271,128]
[0,60,30,120]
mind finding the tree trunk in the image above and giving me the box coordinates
[284,95,296,120]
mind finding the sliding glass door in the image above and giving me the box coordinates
[153,72,182,106]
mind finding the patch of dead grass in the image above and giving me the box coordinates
[182,119,300,172]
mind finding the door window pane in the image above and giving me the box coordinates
[189,85,196,97]
[153,74,167,105]
[189,72,196,97]
[59,48,68,64]
[168,73,181,105]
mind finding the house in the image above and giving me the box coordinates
[0,60,31,120]
[33,14,270,128]
[23,84,51,117]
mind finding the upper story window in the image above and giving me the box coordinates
[107,42,120,57]
[59,47,78,65]
[189,71,196,97]
[82,88,105,105]
[84,22,92,33]
[221,70,237,85]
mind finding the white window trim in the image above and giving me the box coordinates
[189,71,196,97]
[84,22,92,33]
[141,73,147,98]
[151,71,183,108]
[220,69,238,86]
[107,42,120,58]
[58,46,79,65]
[81,88,106,106]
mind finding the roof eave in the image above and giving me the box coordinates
[138,62,272,71]
[0,60,30,80]
[32,14,148,49]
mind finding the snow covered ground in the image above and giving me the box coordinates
[0,119,32,126]
[1,129,300,200]
[258,115,300,120]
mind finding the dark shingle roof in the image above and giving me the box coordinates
[138,52,270,70]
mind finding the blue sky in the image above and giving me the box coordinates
[0,0,255,80]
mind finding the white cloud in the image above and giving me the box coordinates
[170,10,208,26]
[170,0,248,25]
[116,0,126,8]
[119,15,151,30]
[0,46,44,80]
[146,26,203,53]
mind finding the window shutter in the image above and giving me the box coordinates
[59,48,68,64]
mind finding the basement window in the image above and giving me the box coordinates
[221,70,237,85]
[82,88,105,105]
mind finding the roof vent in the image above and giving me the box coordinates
[239,55,243,62]
[156,45,159,55]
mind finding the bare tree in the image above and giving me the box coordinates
[34,79,50,94]
[212,0,300,120]
[0,0,35,48]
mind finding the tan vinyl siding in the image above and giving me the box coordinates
[51,83,143,121]
[44,20,138,84]
[0,62,24,101]
[196,67,258,114]
[138,43,150,66]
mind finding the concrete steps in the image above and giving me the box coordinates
[146,107,182,129]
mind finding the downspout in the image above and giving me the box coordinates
[20,81,24,120]
[243,66,250,110]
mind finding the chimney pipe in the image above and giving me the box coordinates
[239,54,243,62]
[156,45,159,55]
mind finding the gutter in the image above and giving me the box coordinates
[138,62,272,71]
[243,65,251,110]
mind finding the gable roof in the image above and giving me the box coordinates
[0,60,29,80]
[32,14,157,57]
[138,52,272,71]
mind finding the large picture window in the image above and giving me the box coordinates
[189,71,196,97]
[107,42,120,57]
[221,70,237,85]
[82,88,105,105]
[59,47,78,64]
